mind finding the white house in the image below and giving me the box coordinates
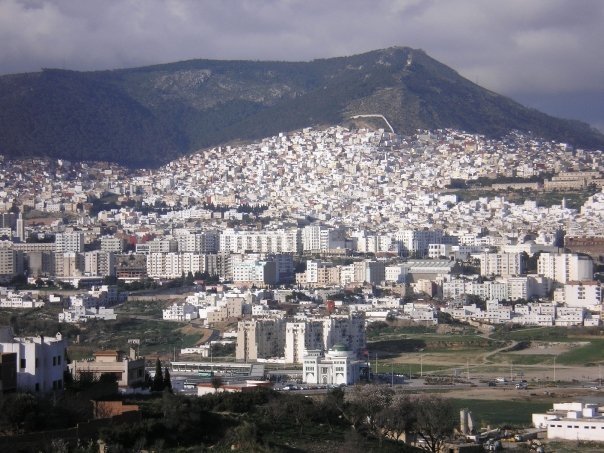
[0,327,66,392]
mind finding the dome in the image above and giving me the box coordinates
[332,343,348,352]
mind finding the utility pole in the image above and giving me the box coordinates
[375,353,378,377]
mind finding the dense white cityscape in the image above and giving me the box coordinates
[1,125,604,389]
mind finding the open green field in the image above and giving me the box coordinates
[366,324,604,379]
[449,399,551,428]
[557,339,604,365]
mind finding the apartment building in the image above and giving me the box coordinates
[538,252,593,285]
[284,320,324,364]
[236,318,286,362]
[55,232,84,253]
[480,252,525,277]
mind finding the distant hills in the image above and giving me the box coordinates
[1,47,603,167]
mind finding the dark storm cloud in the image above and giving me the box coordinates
[0,0,603,127]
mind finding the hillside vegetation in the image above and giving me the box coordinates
[1,47,603,167]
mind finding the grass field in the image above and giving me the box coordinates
[556,339,604,365]
[449,399,551,428]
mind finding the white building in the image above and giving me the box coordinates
[162,303,199,321]
[55,232,84,253]
[284,320,324,364]
[480,252,525,277]
[538,252,593,285]
[533,402,604,442]
[385,264,409,283]
[564,281,602,310]
[395,229,443,257]
[302,345,365,385]
[0,327,66,392]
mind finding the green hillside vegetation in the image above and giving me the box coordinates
[1,47,603,167]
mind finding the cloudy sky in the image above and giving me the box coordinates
[1,0,603,131]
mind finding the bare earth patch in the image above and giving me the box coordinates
[509,341,588,356]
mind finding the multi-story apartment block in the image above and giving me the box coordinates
[236,318,285,362]
[83,251,116,277]
[232,260,277,287]
[55,232,84,253]
[480,252,525,277]
[0,249,24,280]
[322,313,366,356]
[538,252,593,285]
[220,228,300,254]
[302,225,346,253]
[352,230,393,254]
[284,320,324,364]
[100,236,124,253]
[395,229,443,258]
[304,260,340,287]
[385,264,409,283]
[54,251,84,278]
[564,281,602,310]
[176,231,219,253]
[147,253,206,279]
[142,238,178,254]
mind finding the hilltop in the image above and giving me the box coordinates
[0,47,602,167]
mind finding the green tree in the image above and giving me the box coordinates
[152,358,164,391]
[163,367,172,392]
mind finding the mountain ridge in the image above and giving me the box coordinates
[0,47,602,167]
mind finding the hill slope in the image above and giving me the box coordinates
[0,47,602,167]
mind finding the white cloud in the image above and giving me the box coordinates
[0,0,602,101]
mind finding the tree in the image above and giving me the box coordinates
[211,375,223,393]
[412,396,457,453]
[342,384,393,434]
[375,393,416,443]
[152,358,164,391]
[163,367,172,392]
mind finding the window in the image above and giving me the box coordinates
[20,358,26,369]
[35,358,39,369]
[58,356,61,365]
[35,383,39,392]
[52,357,56,366]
